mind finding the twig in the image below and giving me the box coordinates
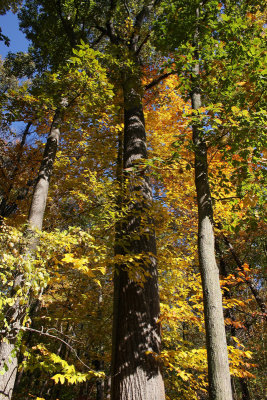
[21,326,92,370]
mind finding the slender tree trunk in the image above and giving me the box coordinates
[191,61,232,398]
[111,72,165,400]
[215,239,251,400]
[0,122,32,223]
[28,112,60,232]
[94,290,104,400]
[0,113,61,400]
[222,234,266,316]
[240,379,251,400]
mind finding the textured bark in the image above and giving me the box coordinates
[0,114,61,400]
[111,73,165,400]
[0,343,18,400]
[28,113,60,232]
[191,67,233,399]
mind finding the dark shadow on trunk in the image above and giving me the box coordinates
[111,74,165,400]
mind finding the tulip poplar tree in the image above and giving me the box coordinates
[153,0,266,399]
[0,47,114,399]
[14,0,169,398]
[0,1,265,399]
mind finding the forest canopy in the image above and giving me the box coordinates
[0,1,266,400]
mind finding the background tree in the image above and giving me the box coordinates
[153,0,266,398]
[0,45,114,399]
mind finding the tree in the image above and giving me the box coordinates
[0,116,61,399]
[19,1,168,398]
[191,48,233,400]
[153,0,266,398]
[154,2,232,397]
[0,1,265,398]
[0,47,113,399]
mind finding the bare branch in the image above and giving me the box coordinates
[136,31,151,55]
[221,234,267,317]
[22,326,96,371]
[145,70,177,90]
[123,0,130,17]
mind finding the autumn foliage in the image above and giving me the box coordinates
[0,1,266,400]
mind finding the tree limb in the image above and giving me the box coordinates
[145,70,177,90]
[222,234,267,316]
[21,326,95,371]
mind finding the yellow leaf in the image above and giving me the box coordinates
[179,370,189,381]
[241,110,249,117]
[61,253,75,263]
[99,266,106,275]
[245,351,252,359]
[231,106,239,113]
[52,374,65,384]
[232,336,240,344]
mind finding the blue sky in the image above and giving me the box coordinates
[0,11,29,58]
[0,12,31,134]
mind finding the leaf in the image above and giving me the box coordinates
[52,374,65,384]
[231,106,239,113]
[61,253,75,263]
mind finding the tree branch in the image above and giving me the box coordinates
[55,0,77,48]
[222,234,267,317]
[136,31,151,56]
[21,326,96,371]
[145,70,177,90]
[123,0,130,17]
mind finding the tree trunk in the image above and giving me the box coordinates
[191,67,232,399]
[28,112,60,232]
[0,122,32,224]
[240,379,251,400]
[215,239,251,400]
[222,234,266,316]
[0,113,61,400]
[110,73,165,400]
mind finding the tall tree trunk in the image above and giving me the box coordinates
[111,72,165,400]
[191,65,232,400]
[0,113,61,400]
[190,7,232,398]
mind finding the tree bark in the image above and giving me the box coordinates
[28,112,61,232]
[111,72,165,400]
[0,113,61,400]
[191,68,232,399]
